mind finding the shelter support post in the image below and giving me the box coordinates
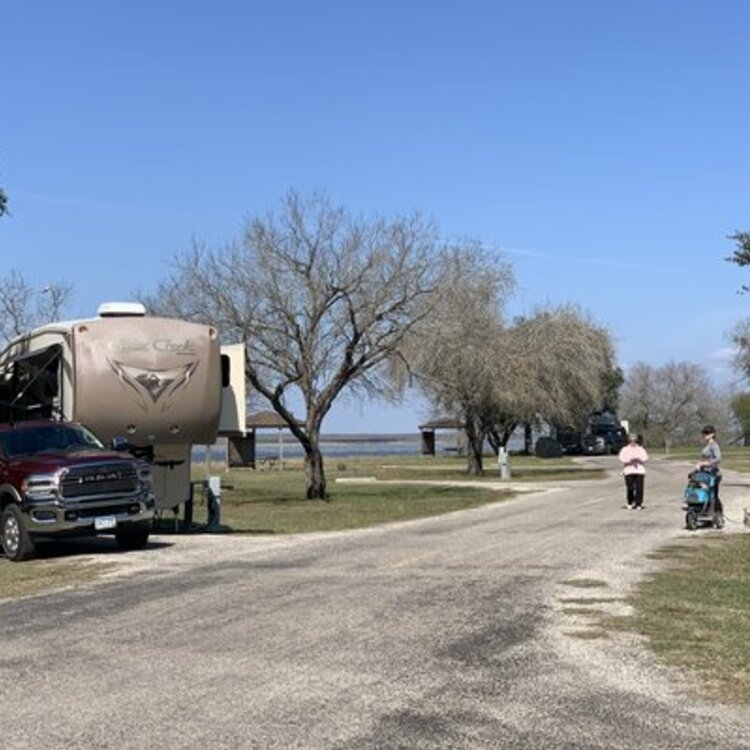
[421,429,436,456]
[229,431,256,468]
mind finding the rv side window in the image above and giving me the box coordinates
[5,345,62,422]
[0,372,12,423]
[221,354,230,388]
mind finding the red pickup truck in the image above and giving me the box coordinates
[0,420,155,561]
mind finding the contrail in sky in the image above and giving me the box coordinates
[499,244,682,273]
[446,236,684,273]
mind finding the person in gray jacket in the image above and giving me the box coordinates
[698,424,722,515]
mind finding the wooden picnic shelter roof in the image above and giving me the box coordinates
[418,417,464,431]
[246,410,304,429]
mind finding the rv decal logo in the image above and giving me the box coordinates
[109,359,199,412]
[109,339,197,355]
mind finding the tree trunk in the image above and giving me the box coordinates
[467,441,484,475]
[269,390,328,499]
[464,420,485,476]
[523,422,533,454]
[304,444,328,499]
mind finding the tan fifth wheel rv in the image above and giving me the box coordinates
[0,302,245,510]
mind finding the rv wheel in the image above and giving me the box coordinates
[1,505,36,561]
[115,522,150,551]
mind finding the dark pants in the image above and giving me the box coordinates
[625,474,645,507]
[713,474,723,514]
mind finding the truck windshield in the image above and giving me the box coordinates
[0,424,104,458]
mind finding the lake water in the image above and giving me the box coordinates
[193,431,527,463]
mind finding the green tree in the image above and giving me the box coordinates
[407,250,616,475]
[727,230,750,291]
[492,306,616,453]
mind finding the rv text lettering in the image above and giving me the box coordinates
[109,340,150,354]
[153,339,196,355]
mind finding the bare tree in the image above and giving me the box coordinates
[726,229,750,382]
[620,361,725,449]
[143,191,442,499]
[730,318,750,381]
[0,269,74,345]
[405,241,515,474]
[618,361,656,436]
[0,186,7,218]
[730,392,750,446]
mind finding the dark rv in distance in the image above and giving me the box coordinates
[556,411,627,456]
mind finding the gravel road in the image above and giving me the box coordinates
[1,456,749,749]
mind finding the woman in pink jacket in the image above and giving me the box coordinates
[618,433,649,509]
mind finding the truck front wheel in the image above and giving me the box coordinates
[1,505,36,561]
[115,522,150,551]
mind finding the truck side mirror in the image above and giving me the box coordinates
[111,436,130,452]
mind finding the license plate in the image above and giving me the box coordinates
[94,515,117,531]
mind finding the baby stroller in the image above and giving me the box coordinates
[683,469,724,530]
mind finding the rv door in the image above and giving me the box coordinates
[219,343,246,435]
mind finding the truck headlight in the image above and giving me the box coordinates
[22,473,60,499]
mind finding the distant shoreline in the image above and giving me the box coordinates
[255,432,431,444]
[194,432,464,462]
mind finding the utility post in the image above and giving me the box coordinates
[498,446,511,480]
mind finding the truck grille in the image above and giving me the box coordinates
[60,462,139,500]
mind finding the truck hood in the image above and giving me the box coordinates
[8,449,129,473]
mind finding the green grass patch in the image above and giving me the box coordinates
[240,453,604,483]
[196,469,509,534]
[658,444,750,473]
[0,559,114,601]
[366,460,605,483]
[609,535,750,705]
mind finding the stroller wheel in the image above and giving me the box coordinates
[685,510,699,531]
[714,512,725,529]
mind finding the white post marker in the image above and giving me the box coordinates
[498,446,511,480]
[207,475,222,528]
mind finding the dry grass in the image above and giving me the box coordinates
[609,535,750,705]
[0,558,114,601]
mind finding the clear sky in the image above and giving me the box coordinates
[2,1,750,432]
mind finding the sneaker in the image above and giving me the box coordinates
[637,506,645,510]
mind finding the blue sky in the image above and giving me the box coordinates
[2,1,750,432]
